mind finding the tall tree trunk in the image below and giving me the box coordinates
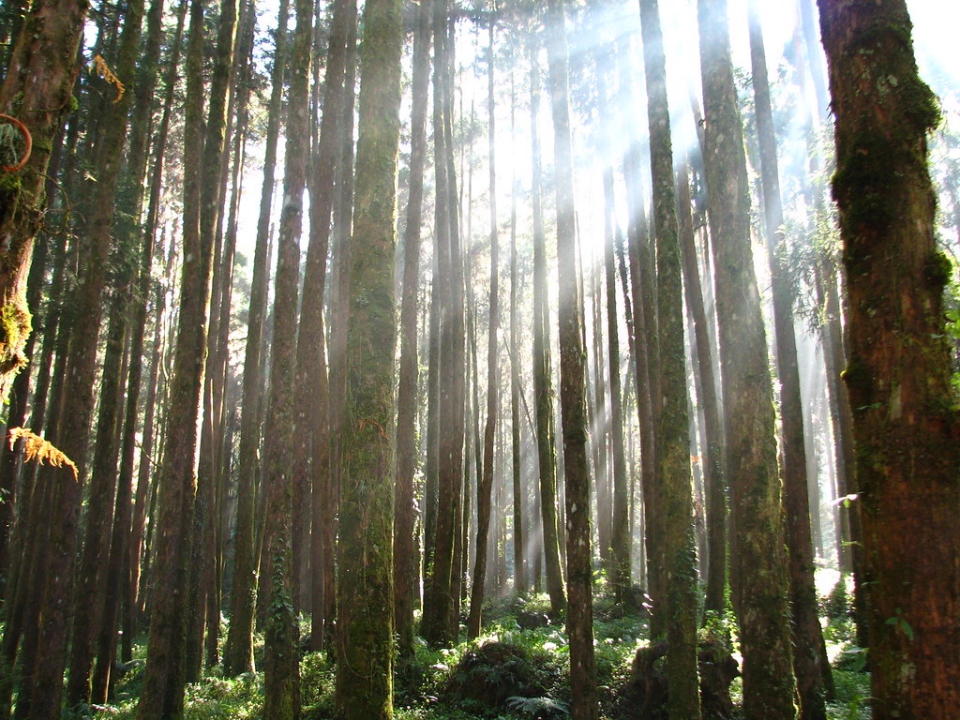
[334,0,403,716]
[528,41,566,617]
[393,0,430,660]
[697,0,797,715]
[818,2,960,717]
[297,0,355,652]
[31,0,142,713]
[421,0,465,646]
[468,17,499,640]
[747,2,831,714]
[508,67,525,597]
[261,0,311,714]
[223,0,288,677]
[676,166,726,615]
[638,1,701,717]
[137,0,233,712]
[544,2,596,718]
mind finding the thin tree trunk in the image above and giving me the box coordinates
[468,17,500,640]
[544,2,597,718]
[223,0,289,677]
[528,40,565,617]
[394,0,431,658]
[747,2,831,714]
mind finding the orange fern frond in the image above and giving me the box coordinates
[7,427,78,481]
[91,54,125,104]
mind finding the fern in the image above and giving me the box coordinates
[7,427,78,481]
[505,695,569,719]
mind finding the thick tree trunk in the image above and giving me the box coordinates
[0,0,88,402]
[334,0,403,716]
[260,0,311,715]
[818,2,960,717]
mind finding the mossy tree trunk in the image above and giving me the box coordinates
[638,1,702,718]
[697,0,798,716]
[421,0,466,646]
[817,1,960,716]
[544,1,597,718]
[0,0,88,403]
[528,40,566,617]
[334,0,403,716]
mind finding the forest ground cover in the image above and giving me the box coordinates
[88,571,868,720]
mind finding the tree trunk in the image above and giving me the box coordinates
[817,2,960,717]
[334,0,403,716]
[544,2,597,718]
[747,2,831,714]
[697,0,798,716]
[0,0,88,402]
[394,0,430,658]
[676,166,726,617]
[528,41,566,617]
[638,1,701,717]
[137,0,224,714]
[223,0,288,677]
[468,17,500,640]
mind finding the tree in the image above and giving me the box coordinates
[817,1,960,717]
[334,0,403,716]
[747,1,831,714]
[638,1,701,717]
[260,0,312,713]
[697,0,797,716]
[529,39,566,617]
[137,0,237,713]
[544,1,597,718]
[468,16,500,640]
[223,0,289,677]
[394,0,431,659]
[0,0,88,401]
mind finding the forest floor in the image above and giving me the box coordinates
[91,571,869,720]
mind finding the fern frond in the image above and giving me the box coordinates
[7,427,78,481]
[91,54,126,104]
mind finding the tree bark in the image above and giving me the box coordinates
[638,1,701,717]
[334,0,403,716]
[528,40,566,617]
[697,0,798,716]
[818,2,960,717]
[544,2,597,718]
[747,2,831,714]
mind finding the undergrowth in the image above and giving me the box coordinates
[91,570,871,720]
